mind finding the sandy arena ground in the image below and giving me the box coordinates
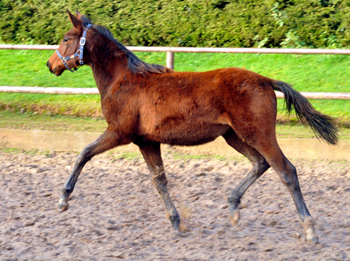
[0,150,349,260]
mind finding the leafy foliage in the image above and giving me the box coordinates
[1,0,350,47]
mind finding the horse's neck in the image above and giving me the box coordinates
[88,43,128,97]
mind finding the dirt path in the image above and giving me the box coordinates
[0,151,349,260]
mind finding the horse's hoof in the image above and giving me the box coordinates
[303,216,319,245]
[58,198,69,212]
[173,229,182,237]
[229,209,240,226]
[306,233,319,245]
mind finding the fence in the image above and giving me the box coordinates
[1,44,350,99]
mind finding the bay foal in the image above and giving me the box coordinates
[47,10,338,244]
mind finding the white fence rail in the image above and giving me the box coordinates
[1,44,350,99]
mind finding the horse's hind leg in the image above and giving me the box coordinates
[58,130,120,212]
[250,136,318,244]
[267,149,318,244]
[224,86,317,243]
[139,143,181,235]
[223,129,270,225]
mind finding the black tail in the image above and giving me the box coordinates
[271,80,338,145]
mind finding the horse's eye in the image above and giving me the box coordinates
[63,38,68,43]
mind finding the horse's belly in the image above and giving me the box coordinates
[151,123,231,146]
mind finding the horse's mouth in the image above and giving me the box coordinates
[51,67,63,76]
[47,61,62,76]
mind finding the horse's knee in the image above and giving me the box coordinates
[79,145,94,163]
[152,173,168,194]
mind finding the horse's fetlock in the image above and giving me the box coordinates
[169,213,180,222]
[303,216,316,227]
[169,213,180,232]
[62,187,73,197]
[228,191,240,204]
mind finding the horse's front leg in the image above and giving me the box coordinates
[139,143,181,235]
[58,130,120,212]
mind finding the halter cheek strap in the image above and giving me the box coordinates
[56,24,92,73]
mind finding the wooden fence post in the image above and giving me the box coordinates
[166,51,174,69]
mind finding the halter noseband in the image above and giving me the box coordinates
[56,24,92,73]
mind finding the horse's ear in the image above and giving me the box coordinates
[67,9,83,32]
[75,9,83,19]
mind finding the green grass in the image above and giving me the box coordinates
[0,50,95,88]
[0,49,350,123]
[0,147,42,155]
[112,152,142,161]
[171,151,229,162]
[0,92,102,117]
[0,110,106,132]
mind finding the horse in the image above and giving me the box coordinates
[47,10,338,245]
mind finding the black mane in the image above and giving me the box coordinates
[81,16,170,75]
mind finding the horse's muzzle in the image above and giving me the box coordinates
[47,61,52,72]
[47,60,58,75]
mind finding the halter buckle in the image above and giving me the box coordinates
[80,38,86,45]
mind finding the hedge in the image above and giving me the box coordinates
[1,0,350,48]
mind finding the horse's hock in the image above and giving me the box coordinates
[0,128,349,161]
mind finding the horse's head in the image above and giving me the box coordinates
[47,10,91,76]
